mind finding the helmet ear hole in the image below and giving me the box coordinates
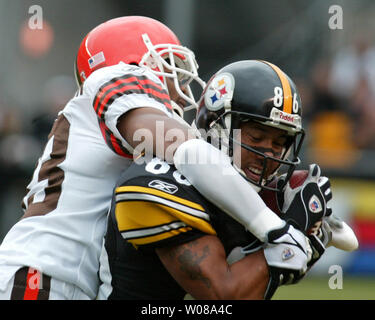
[196,106,219,131]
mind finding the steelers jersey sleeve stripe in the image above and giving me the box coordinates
[98,119,132,158]
[114,186,216,246]
[93,74,172,120]
[120,219,192,246]
[122,221,188,240]
[114,200,214,246]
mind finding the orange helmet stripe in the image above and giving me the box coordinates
[262,61,293,114]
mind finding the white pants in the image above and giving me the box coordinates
[0,266,91,300]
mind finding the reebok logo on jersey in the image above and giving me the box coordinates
[149,180,178,194]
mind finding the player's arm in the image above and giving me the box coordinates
[157,223,312,300]
[156,235,269,300]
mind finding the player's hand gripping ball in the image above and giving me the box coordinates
[259,164,332,235]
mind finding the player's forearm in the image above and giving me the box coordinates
[222,249,269,299]
[157,235,269,300]
[173,139,285,241]
[187,249,269,300]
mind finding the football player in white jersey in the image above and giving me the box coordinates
[0,17,357,300]
[0,16,207,300]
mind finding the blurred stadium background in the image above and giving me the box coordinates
[1,0,375,299]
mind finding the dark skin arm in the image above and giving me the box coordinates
[117,107,193,162]
[156,235,269,300]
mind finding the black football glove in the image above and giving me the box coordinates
[278,164,332,233]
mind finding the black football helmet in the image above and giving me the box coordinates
[195,60,305,192]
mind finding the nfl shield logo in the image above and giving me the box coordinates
[309,195,322,213]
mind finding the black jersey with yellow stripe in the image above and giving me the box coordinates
[102,157,260,300]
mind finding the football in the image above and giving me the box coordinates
[287,170,309,189]
[258,181,282,216]
[259,170,309,216]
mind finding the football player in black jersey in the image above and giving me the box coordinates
[97,60,335,300]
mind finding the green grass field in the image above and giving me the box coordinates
[272,276,375,300]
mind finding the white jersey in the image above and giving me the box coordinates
[0,62,174,299]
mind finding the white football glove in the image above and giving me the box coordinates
[262,223,312,299]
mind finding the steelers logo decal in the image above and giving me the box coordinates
[205,73,235,111]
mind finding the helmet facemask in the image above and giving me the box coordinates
[139,33,206,114]
[206,111,305,192]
